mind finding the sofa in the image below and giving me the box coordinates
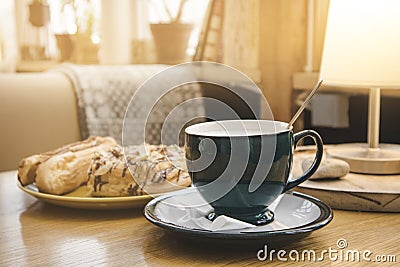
[0,72,81,171]
[0,64,262,171]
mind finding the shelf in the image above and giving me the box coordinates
[16,60,58,73]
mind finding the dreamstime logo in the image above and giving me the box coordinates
[257,238,397,263]
[336,238,348,249]
[121,62,274,206]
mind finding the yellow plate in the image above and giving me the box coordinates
[18,183,157,210]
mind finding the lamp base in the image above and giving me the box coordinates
[327,143,400,174]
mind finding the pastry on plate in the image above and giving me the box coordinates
[18,136,117,195]
[87,144,191,197]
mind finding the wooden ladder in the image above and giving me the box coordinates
[193,0,224,62]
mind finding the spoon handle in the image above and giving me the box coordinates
[288,80,323,129]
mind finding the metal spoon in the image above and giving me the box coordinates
[288,80,323,129]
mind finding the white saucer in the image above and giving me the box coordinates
[144,188,333,244]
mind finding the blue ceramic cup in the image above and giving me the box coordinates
[185,120,323,225]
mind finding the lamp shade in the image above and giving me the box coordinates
[319,0,400,89]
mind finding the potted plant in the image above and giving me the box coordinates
[150,0,194,64]
[55,0,98,63]
[28,0,50,27]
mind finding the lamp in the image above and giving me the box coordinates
[319,0,400,174]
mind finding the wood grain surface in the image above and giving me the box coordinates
[1,170,399,266]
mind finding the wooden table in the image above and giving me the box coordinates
[1,170,399,266]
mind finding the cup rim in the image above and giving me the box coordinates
[185,120,292,137]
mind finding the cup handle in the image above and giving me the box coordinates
[282,130,323,192]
